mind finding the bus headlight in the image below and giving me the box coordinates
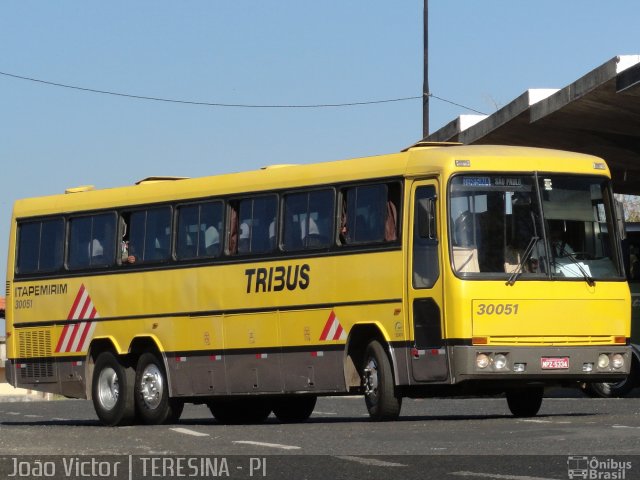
[476,354,490,369]
[493,354,508,370]
[611,354,625,370]
[597,354,610,369]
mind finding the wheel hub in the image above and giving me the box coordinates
[97,367,119,410]
[139,364,163,410]
[363,358,379,396]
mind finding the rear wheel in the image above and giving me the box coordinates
[273,396,317,423]
[506,387,544,417]
[92,351,135,426]
[134,352,183,425]
[208,398,272,425]
[362,340,402,421]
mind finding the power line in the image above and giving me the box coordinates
[0,69,486,114]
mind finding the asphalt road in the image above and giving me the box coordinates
[0,394,639,479]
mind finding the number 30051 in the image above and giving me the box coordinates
[475,303,519,315]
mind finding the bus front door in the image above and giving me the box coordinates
[408,182,448,382]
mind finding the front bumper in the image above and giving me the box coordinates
[452,345,631,382]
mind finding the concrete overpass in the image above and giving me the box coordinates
[426,55,640,195]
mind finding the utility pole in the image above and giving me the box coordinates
[422,0,429,139]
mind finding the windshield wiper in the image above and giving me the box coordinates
[506,236,539,286]
[557,249,596,287]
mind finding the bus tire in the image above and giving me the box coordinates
[273,396,317,423]
[208,398,272,425]
[92,351,136,426]
[506,387,543,417]
[134,352,183,425]
[362,340,402,421]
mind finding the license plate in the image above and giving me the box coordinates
[541,357,569,369]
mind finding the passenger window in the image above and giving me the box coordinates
[340,183,399,245]
[16,218,64,274]
[176,201,224,259]
[283,190,334,251]
[68,214,116,269]
[127,207,172,263]
[229,196,277,255]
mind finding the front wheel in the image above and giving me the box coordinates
[506,387,544,417]
[134,352,183,425]
[92,351,136,426]
[362,340,402,421]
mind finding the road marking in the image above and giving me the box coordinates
[312,411,338,415]
[452,472,555,480]
[52,418,69,421]
[336,456,407,467]
[613,424,640,429]
[6,412,20,415]
[170,427,210,437]
[24,414,43,418]
[232,441,300,450]
[519,419,571,424]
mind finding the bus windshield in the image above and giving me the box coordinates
[449,174,623,280]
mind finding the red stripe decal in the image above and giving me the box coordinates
[76,322,93,352]
[319,310,335,341]
[77,297,91,320]
[333,324,344,341]
[55,325,70,352]
[67,284,86,319]
[64,323,82,353]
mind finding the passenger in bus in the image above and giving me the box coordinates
[204,225,220,256]
[269,219,277,249]
[121,240,136,264]
[303,217,322,247]
[238,222,250,254]
[90,238,104,261]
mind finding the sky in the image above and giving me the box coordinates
[1,0,640,285]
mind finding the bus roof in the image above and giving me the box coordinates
[12,144,609,218]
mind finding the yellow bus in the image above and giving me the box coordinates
[4,143,632,426]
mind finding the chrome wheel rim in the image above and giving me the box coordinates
[139,364,163,410]
[97,367,119,410]
[363,357,379,401]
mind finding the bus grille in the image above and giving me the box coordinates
[18,329,55,380]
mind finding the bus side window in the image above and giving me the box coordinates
[340,183,399,245]
[176,205,199,259]
[127,207,171,263]
[68,216,92,269]
[68,213,116,269]
[16,218,65,274]
[176,201,224,259]
[283,189,334,251]
[231,196,278,255]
